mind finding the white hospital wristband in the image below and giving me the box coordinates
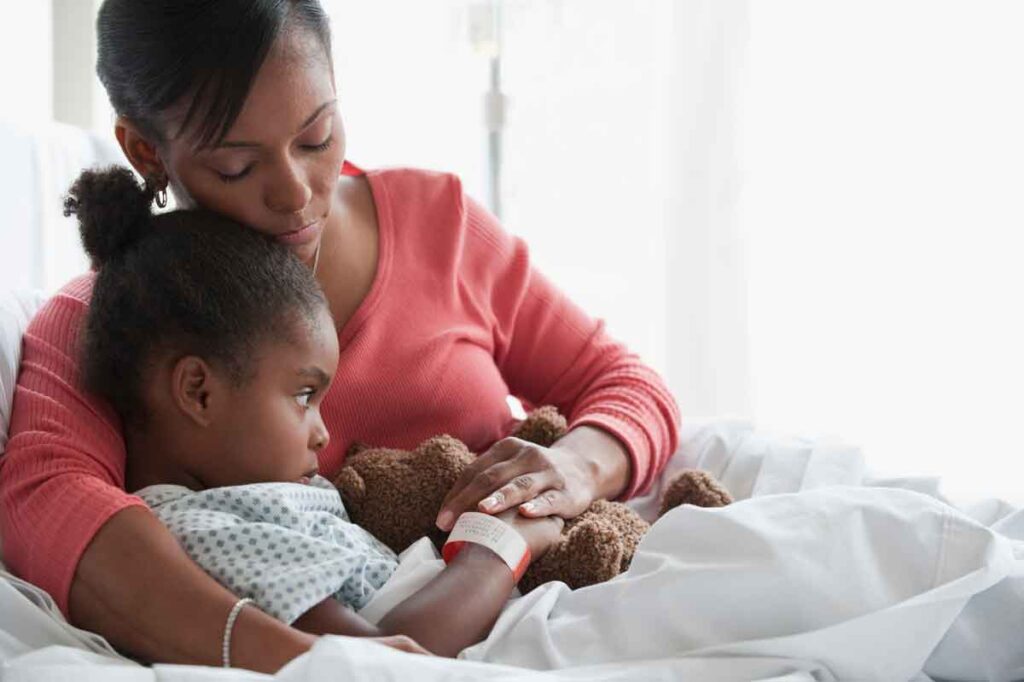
[442,512,531,582]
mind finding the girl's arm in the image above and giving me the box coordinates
[292,512,561,657]
[293,544,512,657]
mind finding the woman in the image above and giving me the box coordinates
[0,0,679,672]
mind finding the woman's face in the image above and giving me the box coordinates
[160,29,345,265]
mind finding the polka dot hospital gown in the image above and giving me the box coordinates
[136,475,398,624]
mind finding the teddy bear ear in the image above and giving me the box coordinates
[346,441,371,458]
[511,405,568,447]
[334,466,366,504]
[418,435,472,461]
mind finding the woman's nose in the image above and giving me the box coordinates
[266,159,313,214]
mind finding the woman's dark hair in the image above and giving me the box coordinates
[64,166,327,427]
[96,0,332,147]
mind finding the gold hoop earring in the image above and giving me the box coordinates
[147,174,168,209]
[155,186,168,209]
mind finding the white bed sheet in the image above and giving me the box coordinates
[2,419,1022,681]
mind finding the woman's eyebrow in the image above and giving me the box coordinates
[215,100,337,149]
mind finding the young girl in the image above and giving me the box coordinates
[65,166,563,662]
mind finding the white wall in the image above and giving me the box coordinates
[0,3,53,126]
[5,1,1022,504]
[0,3,53,291]
[740,1,1024,502]
[327,0,491,202]
[328,0,681,383]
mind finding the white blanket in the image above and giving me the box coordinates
[2,419,1023,681]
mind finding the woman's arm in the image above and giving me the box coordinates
[435,189,680,529]
[71,506,315,671]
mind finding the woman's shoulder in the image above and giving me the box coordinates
[364,165,468,218]
[56,272,97,306]
[355,166,520,287]
[24,273,96,337]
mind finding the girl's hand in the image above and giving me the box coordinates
[495,508,564,561]
[435,437,598,532]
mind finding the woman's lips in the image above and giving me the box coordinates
[276,220,322,246]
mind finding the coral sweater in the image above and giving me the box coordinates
[0,166,679,616]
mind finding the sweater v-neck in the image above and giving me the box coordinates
[332,167,393,354]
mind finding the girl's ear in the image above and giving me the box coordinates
[170,355,221,427]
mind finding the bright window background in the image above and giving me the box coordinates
[2,1,1022,503]
[326,1,672,378]
[741,1,1024,501]
[328,0,490,201]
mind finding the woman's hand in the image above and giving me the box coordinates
[435,426,631,532]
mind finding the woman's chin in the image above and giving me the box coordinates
[290,240,321,268]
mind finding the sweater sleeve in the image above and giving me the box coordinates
[457,189,680,499]
[0,278,148,616]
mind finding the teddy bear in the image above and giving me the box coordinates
[334,406,732,593]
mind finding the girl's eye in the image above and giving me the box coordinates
[303,135,333,153]
[217,165,254,183]
[295,390,315,408]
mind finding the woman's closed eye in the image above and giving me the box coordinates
[303,135,333,153]
[216,165,254,183]
[214,137,332,183]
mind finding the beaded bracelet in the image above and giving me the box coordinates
[222,597,254,668]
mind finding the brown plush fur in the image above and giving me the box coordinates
[334,407,732,592]
[659,469,733,516]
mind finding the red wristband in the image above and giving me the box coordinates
[442,512,531,583]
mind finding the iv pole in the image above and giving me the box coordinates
[471,0,506,219]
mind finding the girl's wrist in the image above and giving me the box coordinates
[453,543,518,585]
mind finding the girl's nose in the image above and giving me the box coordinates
[310,415,330,452]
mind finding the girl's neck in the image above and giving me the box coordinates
[124,425,205,493]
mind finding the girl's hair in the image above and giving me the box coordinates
[96,0,332,148]
[64,166,327,427]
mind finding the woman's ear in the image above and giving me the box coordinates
[115,117,165,180]
[170,356,221,427]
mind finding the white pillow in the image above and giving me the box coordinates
[0,289,47,455]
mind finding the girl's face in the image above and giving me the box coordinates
[200,306,340,488]
[159,29,345,266]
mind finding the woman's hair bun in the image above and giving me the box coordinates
[63,166,154,267]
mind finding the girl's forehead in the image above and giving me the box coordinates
[259,309,339,377]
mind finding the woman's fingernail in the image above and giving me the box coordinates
[436,511,453,530]
[481,496,500,510]
[520,502,536,513]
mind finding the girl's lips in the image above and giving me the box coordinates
[276,220,321,246]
